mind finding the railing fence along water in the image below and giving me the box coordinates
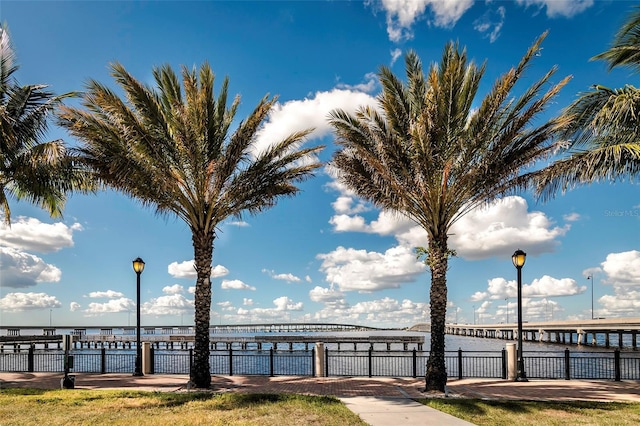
[2,346,640,381]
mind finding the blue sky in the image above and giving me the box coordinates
[0,0,638,328]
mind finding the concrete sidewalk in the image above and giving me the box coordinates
[3,373,640,425]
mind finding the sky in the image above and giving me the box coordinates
[0,0,638,329]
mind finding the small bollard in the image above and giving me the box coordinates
[61,374,75,389]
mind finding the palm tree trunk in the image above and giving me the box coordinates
[425,233,448,392]
[190,229,214,388]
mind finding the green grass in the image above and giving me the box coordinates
[419,398,640,425]
[0,389,367,426]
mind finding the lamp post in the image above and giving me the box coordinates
[132,257,145,376]
[512,249,527,382]
[587,274,594,319]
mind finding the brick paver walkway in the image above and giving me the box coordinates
[2,372,640,403]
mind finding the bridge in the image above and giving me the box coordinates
[446,318,640,349]
[0,322,390,339]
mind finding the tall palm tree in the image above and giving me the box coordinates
[535,8,640,198]
[0,25,92,224]
[328,33,571,392]
[58,62,323,388]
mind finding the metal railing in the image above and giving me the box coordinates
[2,346,639,381]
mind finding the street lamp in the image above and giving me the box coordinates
[512,249,527,382]
[587,274,594,319]
[132,257,145,376]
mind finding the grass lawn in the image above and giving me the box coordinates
[420,398,640,425]
[0,389,367,426]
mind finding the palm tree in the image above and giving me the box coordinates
[535,8,640,198]
[58,62,323,388]
[328,33,571,392]
[0,25,92,224]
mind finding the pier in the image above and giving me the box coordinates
[446,318,640,349]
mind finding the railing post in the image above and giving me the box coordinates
[149,347,155,374]
[458,348,463,380]
[614,349,621,381]
[27,345,34,372]
[188,348,193,375]
[564,348,571,380]
[311,347,316,377]
[368,348,373,378]
[325,348,329,377]
[412,349,417,378]
[501,348,507,379]
[229,348,233,376]
[101,347,106,374]
[269,348,274,377]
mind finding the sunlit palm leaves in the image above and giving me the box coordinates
[536,8,640,199]
[0,25,92,223]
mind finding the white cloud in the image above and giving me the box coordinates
[305,275,312,283]
[0,216,82,253]
[449,196,570,260]
[162,284,184,295]
[143,294,193,316]
[221,279,256,291]
[262,269,302,283]
[563,212,581,222]
[0,247,61,287]
[243,298,253,306]
[335,73,379,93]
[309,286,345,303]
[168,260,229,279]
[253,88,376,157]
[473,5,505,43]
[332,196,369,215]
[390,48,402,66]
[375,0,474,42]
[227,220,250,227]
[472,275,586,301]
[273,296,303,311]
[317,245,425,292]
[515,0,594,18]
[70,302,81,312]
[312,296,428,326]
[87,290,125,299]
[601,251,640,287]
[0,292,61,312]
[85,297,135,315]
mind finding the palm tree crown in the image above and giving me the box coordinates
[329,33,570,391]
[535,8,640,199]
[0,25,92,224]
[58,62,323,388]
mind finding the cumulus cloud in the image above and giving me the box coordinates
[473,5,505,43]
[601,251,640,287]
[312,296,428,326]
[332,196,369,215]
[0,247,62,287]
[262,269,302,283]
[563,212,581,222]
[515,0,594,18]
[70,302,81,312]
[168,260,229,279]
[471,275,586,301]
[162,284,184,295]
[253,88,376,157]
[336,73,379,93]
[243,298,253,306]
[85,298,135,315]
[221,279,256,291]
[0,292,61,312]
[309,286,345,303]
[143,294,194,316]
[374,0,474,42]
[317,245,425,292]
[0,216,82,253]
[273,296,304,311]
[449,196,570,259]
[87,290,125,299]
[227,220,249,227]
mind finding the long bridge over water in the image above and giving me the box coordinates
[446,317,640,349]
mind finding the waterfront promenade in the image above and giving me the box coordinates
[2,373,640,425]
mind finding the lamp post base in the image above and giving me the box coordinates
[132,372,144,377]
